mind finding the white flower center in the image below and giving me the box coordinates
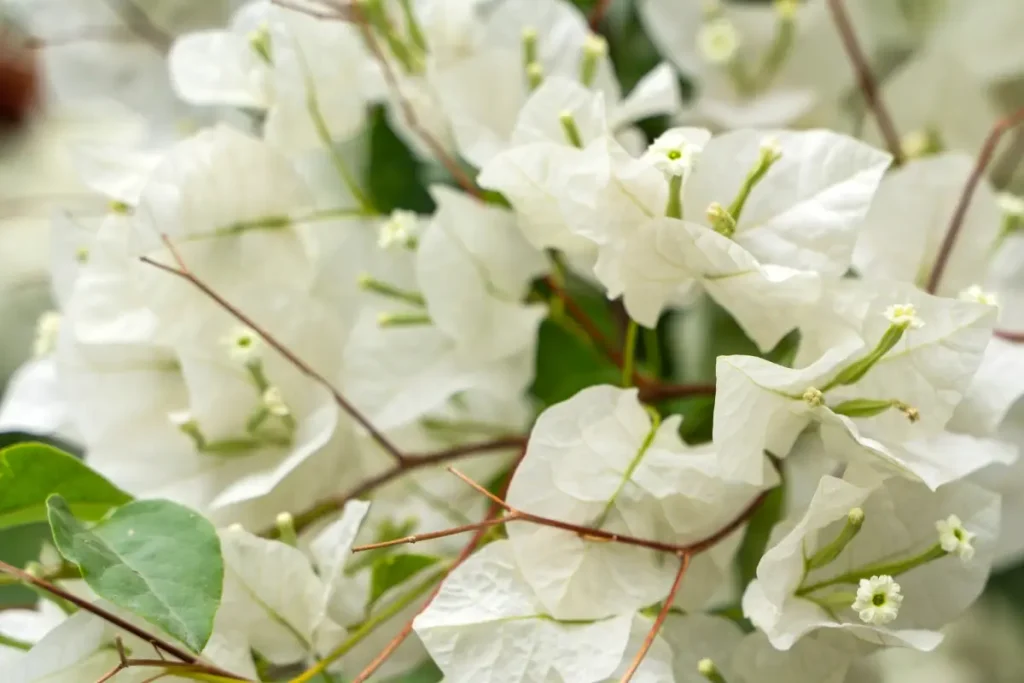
[698,17,740,65]
[884,303,924,329]
[222,326,261,364]
[936,514,976,562]
[802,386,824,407]
[852,574,903,625]
[644,131,702,179]
[378,210,421,250]
[958,284,999,308]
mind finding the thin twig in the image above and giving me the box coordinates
[543,276,622,366]
[347,447,528,683]
[347,2,484,199]
[618,553,690,683]
[352,515,516,552]
[827,0,904,164]
[589,0,613,31]
[637,382,716,403]
[0,561,246,680]
[271,0,351,20]
[448,468,768,556]
[140,238,407,465]
[926,105,1024,294]
[281,434,527,535]
[996,330,1024,343]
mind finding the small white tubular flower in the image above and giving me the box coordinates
[221,326,262,364]
[852,575,903,625]
[378,210,421,250]
[884,302,924,329]
[33,312,62,358]
[583,33,609,60]
[167,409,195,429]
[759,136,783,165]
[958,284,999,308]
[261,386,290,417]
[997,192,1024,218]
[697,17,740,65]
[644,129,702,178]
[937,514,976,561]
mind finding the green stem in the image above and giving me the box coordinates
[754,14,794,88]
[665,175,683,219]
[643,327,662,377]
[622,320,640,387]
[798,543,946,595]
[821,323,906,391]
[0,631,33,651]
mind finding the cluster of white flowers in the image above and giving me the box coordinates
[1,0,1024,682]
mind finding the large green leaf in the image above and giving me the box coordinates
[0,443,131,530]
[47,496,223,652]
[531,319,620,408]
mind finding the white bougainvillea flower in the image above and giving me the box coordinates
[638,0,855,130]
[743,467,999,651]
[853,154,1003,297]
[504,385,777,620]
[660,613,863,683]
[414,540,673,683]
[342,187,546,430]
[0,358,75,440]
[714,280,999,487]
[936,514,977,561]
[214,502,368,669]
[170,1,370,153]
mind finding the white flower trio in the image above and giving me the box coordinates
[2,1,1024,682]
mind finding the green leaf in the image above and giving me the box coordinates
[384,659,443,683]
[0,443,132,530]
[735,483,786,590]
[370,553,440,607]
[531,319,620,407]
[47,496,223,652]
[367,106,434,214]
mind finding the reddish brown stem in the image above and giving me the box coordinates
[618,552,690,683]
[927,106,1024,293]
[589,0,613,31]
[141,240,407,465]
[544,276,622,365]
[827,0,904,165]
[352,514,517,552]
[638,382,717,403]
[996,329,1024,343]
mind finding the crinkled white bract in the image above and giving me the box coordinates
[417,186,548,359]
[413,540,672,683]
[170,1,370,153]
[504,385,776,620]
[853,153,1003,297]
[742,467,999,651]
[714,280,999,487]
[682,129,892,277]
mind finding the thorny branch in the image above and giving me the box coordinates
[828,0,904,165]
[927,105,1024,294]
[0,562,247,681]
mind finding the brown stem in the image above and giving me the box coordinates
[926,106,1024,293]
[347,2,484,200]
[0,562,247,680]
[448,467,769,557]
[543,276,622,365]
[347,447,527,682]
[589,0,613,31]
[271,0,351,21]
[140,236,407,465]
[352,515,516,552]
[637,382,716,403]
[618,552,690,683]
[827,0,904,165]
[279,434,527,536]
[996,329,1024,343]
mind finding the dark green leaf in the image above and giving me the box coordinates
[531,319,620,407]
[370,553,440,607]
[0,443,131,530]
[47,496,223,652]
[367,106,434,214]
[735,483,786,590]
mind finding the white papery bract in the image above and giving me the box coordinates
[714,280,1002,487]
[505,385,776,620]
[743,467,999,651]
[414,540,673,683]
